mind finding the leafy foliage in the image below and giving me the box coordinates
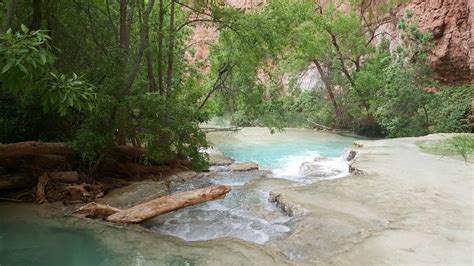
[45,72,97,116]
[429,85,474,133]
[0,26,54,94]
[0,0,471,172]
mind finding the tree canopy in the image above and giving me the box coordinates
[0,0,472,169]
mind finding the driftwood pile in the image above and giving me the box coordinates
[0,141,187,203]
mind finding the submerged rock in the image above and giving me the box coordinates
[298,160,343,178]
[230,162,259,171]
[269,191,307,217]
[349,165,365,175]
[344,149,357,162]
[210,162,260,172]
[208,154,234,166]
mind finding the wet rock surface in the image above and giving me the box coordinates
[269,134,473,264]
[298,160,343,178]
[230,162,259,171]
[3,132,471,265]
[97,180,168,209]
[208,150,234,166]
[268,191,307,217]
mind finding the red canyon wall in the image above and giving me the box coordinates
[399,0,472,84]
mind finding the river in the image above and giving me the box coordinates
[0,128,357,265]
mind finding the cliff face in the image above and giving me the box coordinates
[401,0,472,84]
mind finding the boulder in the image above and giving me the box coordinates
[269,191,307,217]
[344,149,357,162]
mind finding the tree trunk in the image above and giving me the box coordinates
[138,0,156,92]
[48,171,79,183]
[2,0,18,33]
[106,185,231,223]
[73,202,121,219]
[157,0,165,95]
[119,0,130,53]
[124,0,155,92]
[105,0,119,40]
[30,0,42,30]
[313,60,341,121]
[0,142,74,159]
[145,43,157,92]
[166,0,176,97]
[327,30,370,112]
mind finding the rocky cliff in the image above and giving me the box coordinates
[399,0,472,84]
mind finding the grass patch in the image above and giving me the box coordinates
[417,135,474,162]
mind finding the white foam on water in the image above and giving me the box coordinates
[152,204,290,244]
[272,151,321,177]
[151,137,356,245]
[272,151,351,183]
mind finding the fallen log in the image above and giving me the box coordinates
[306,118,334,131]
[48,171,79,183]
[73,202,121,219]
[106,185,231,224]
[0,142,150,159]
[0,142,74,159]
[0,173,34,190]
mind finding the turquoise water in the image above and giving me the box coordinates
[207,128,357,173]
[0,128,359,264]
[0,205,198,266]
[216,137,354,168]
[0,212,117,266]
[152,128,359,243]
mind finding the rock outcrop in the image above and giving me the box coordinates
[400,0,472,84]
[268,191,307,217]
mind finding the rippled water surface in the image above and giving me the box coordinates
[208,128,357,178]
[0,127,359,265]
[150,128,358,243]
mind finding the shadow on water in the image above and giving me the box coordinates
[0,205,197,266]
[0,218,116,266]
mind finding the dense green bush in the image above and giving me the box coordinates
[429,85,474,133]
[0,26,97,143]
